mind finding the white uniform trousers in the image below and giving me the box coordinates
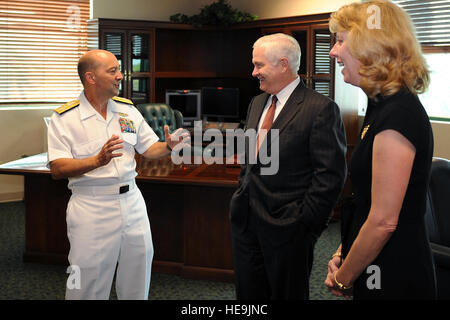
[65,186,153,300]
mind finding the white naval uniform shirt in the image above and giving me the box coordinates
[47,91,159,189]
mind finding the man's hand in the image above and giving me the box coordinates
[50,135,124,180]
[142,126,191,160]
[164,125,191,151]
[95,134,123,166]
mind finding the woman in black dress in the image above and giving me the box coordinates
[324,0,436,299]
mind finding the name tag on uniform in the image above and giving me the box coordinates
[119,117,136,134]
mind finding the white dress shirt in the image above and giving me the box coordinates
[257,77,300,133]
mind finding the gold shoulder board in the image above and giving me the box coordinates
[112,96,134,105]
[54,100,80,115]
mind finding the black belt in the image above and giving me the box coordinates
[119,185,129,194]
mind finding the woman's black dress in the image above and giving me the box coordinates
[342,89,436,299]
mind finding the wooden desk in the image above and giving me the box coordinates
[0,153,239,282]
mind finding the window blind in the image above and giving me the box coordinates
[313,31,332,97]
[314,32,331,74]
[0,0,90,104]
[392,0,450,46]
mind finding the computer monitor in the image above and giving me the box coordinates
[201,87,239,122]
[165,89,201,127]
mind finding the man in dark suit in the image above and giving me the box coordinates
[230,33,347,299]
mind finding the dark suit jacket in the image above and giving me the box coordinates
[230,81,347,242]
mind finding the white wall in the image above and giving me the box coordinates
[92,0,204,20]
[230,0,357,19]
[0,108,53,202]
[92,0,357,21]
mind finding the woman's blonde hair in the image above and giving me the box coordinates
[329,0,429,98]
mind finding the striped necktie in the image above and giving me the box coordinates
[256,95,277,154]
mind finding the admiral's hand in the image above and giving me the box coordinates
[164,125,191,151]
[96,135,123,166]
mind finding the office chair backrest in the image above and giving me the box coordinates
[425,157,450,246]
[136,103,183,142]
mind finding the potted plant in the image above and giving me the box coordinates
[170,0,257,27]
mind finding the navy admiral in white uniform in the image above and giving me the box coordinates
[47,49,187,300]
